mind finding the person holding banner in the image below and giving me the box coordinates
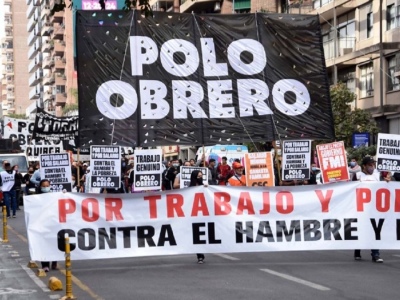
[36,179,58,272]
[189,170,207,264]
[173,161,191,189]
[227,162,247,186]
[354,156,388,263]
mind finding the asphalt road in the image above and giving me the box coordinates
[2,207,400,300]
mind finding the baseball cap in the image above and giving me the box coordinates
[232,162,243,169]
[362,156,376,165]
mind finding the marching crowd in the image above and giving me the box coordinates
[1,153,398,266]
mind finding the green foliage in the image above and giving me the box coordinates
[346,145,377,162]
[7,114,28,120]
[330,82,378,148]
[62,103,79,116]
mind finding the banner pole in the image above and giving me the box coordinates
[272,141,282,185]
[77,148,80,189]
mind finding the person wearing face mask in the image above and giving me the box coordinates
[23,167,36,195]
[163,159,179,190]
[304,163,321,185]
[36,179,58,272]
[348,158,361,181]
[354,156,389,263]
[189,170,207,263]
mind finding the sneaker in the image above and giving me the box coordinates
[51,262,58,270]
[197,258,204,264]
[7,216,10,219]
[12,215,16,218]
[354,256,362,261]
[372,256,383,263]
[43,267,50,272]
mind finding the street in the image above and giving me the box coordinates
[1,207,400,300]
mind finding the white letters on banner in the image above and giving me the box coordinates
[95,37,311,121]
[376,133,400,172]
[90,146,121,188]
[24,182,400,261]
[40,153,72,192]
[3,117,64,160]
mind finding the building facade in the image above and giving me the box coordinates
[1,0,30,116]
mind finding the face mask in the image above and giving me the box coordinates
[41,187,51,193]
[122,163,126,167]
[312,167,317,171]
[173,163,179,167]
[367,166,374,174]
[29,170,34,174]
[196,178,203,185]
[350,162,356,167]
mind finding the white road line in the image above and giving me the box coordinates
[19,263,51,293]
[393,255,400,257]
[260,268,330,291]
[49,295,62,299]
[213,253,240,261]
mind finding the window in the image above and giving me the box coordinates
[313,0,332,9]
[56,85,65,94]
[322,30,334,59]
[360,63,374,97]
[367,12,373,38]
[387,56,400,91]
[387,4,400,30]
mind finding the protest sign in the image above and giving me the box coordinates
[90,146,121,188]
[133,149,162,191]
[282,140,311,181]
[179,166,209,188]
[376,133,400,172]
[24,182,400,261]
[317,141,349,183]
[244,152,275,187]
[40,153,72,192]
[3,117,64,161]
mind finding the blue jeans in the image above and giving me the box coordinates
[3,190,17,217]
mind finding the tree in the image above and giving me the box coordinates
[331,82,378,147]
[330,82,379,160]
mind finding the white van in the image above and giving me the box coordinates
[0,153,29,175]
[196,145,248,167]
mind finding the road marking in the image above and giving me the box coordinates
[214,253,240,261]
[260,268,330,291]
[19,263,51,293]
[60,269,104,300]
[49,295,62,299]
[7,225,28,243]
[0,288,37,295]
[393,255,400,258]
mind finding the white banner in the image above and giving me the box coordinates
[133,149,162,191]
[376,133,400,172]
[24,182,400,261]
[3,117,64,161]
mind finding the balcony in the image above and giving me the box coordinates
[42,56,54,69]
[4,18,12,29]
[29,72,40,87]
[27,3,36,19]
[28,45,38,60]
[50,10,64,24]
[26,0,32,4]
[41,5,50,20]
[43,74,55,85]
[7,93,15,101]
[42,40,54,52]
[54,41,65,54]
[52,24,65,40]
[55,93,67,106]
[43,90,54,102]
[55,73,67,85]
[28,53,42,73]
[54,57,66,69]
[41,22,52,36]
[27,17,37,32]
[29,85,41,100]
[28,29,39,46]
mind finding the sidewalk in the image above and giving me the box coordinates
[0,207,80,300]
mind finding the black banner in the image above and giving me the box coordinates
[76,11,334,147]
[33,107,78,142]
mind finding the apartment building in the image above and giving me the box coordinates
[26,0,77,117]
[149,0,400,137]
[1,0,30,116]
